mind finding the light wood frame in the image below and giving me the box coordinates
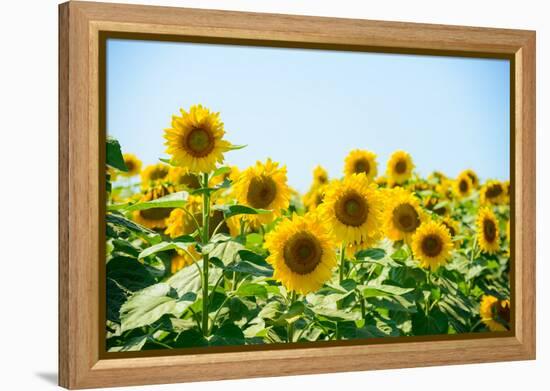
[59,1,536,389]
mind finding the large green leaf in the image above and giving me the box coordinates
[355,248,386,260]
[107,213,158,236]
[411,307,449,335]
[120,284,196,332]
[212,204,270,219]
[361,284,414,298]
[209,323,245,346]
[235,283,268,300]
[138,238,195,260]
[106,137,127,171]
[107,256,156,292]
[108,335,147,352]
[166,260,203,297]
[124,191,189,212]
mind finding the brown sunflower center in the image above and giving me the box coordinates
[467,172,477,186]
[395,159,407,174]
[139,208,173,220]
[486,184,503,199]
[459,179,468,193]
[354,158,370,175]
[283,231,323,275]
[185,127,215,157]
[246,175,277,208]
[125,160,135,172]
[421,234,443,257]
[334,190,369,227]
[494,301,511,325]
[149,167,169,181]
[392,203,420,232]
[317,175,328,184]
[483,218,497,242]
[442,222,455,237]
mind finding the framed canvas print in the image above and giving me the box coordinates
[58,1,536,389]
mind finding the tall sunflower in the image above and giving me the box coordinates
[319,174,384,245]
[463,169,479,188]
[164,104,232,173]
[141,163,170,190]
[480,295,510,332]
[411,220,453,270]
[453,171,473,198]
[312,165,329,186]
[480,180,506,205]
[476,207,500,254]
[383,187,425,242]
[234,158,291,225]
[119,153,142,177]
[264,213,337,295]
[344,149,378,181]
[386,150,414,185]
[132,184,175,229]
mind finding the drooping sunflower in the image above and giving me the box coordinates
[476,207,500,254]
[164,104,232,173]
[264,213,337,295]
[233,158,291,225]
[453,171,473,198]
[411,220,453,271]
[383,187,425,242]
[312,165,329,186]
[120,153,142,177]
[463,169,480,188]
[480,180,506,205]
[171,246,200,274]
[319,174,384,244]
[302,183,328,211]
[480,295,510,332]
[167,166,201,190]
[132,184,175,229]
[141,163,170,190]
[386,150,414,185]
[344,149,378,181]
[164,195,202,238]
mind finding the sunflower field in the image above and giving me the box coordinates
[106,104,511,352]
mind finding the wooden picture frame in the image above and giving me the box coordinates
[59,1,536,389]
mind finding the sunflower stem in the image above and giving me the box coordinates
[338,244,346,285]
[287,291,297,343]
[201,172,211,337]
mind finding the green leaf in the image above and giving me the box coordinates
[277,301,305,324]
[225,250,273,277]
[355,248,386,260]
[210,323,245,346]
[107,256,155,292]
[212,166,231,177]
[235,283,268,300]
[227,144,247,151]
[124,191,189,212]
[212,204,270,219]
[207,239,245,266]
[313,308,361,322]
[107,213,158,236]
[391,248,409,262]
[106,137,127,171]
[166,260,203,297]
[108,335,147,352]
[369,295,417,313]
[411,307,449,335]
[362,284,414,298]
[138,239,195,260]
[174,329,208,348]
[120,284,196,332]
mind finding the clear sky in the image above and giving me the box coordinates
[107,39,510,193]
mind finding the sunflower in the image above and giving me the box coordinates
[120,153,142,177]
[302,183,328,211]
[164,196,202,238]
[312,165,329,186]
[319,174,384,244]
[453,171,473,198]
[427,171,447,184]
[480,295,510,331]
[424,195,450,217]
[375,176,388,187]
[167,166,201,190]
[463,169,479,188]
[411,220,453,270]
[141,163,170,190]
[344,149,378,181]
[386,150,414,185]
[436,178,454,200]
[476,207,500,254]
[132,184,175,229]
[171,246,200,274]
[264,213,337,295]
[383,187,425,242]
[441,216,461,247]
[234,158,291,225]
[480,180,506,205]
[164,104,232,173]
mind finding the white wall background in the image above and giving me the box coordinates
[0,0,546,389]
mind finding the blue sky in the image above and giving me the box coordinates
[107,39,510,192]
